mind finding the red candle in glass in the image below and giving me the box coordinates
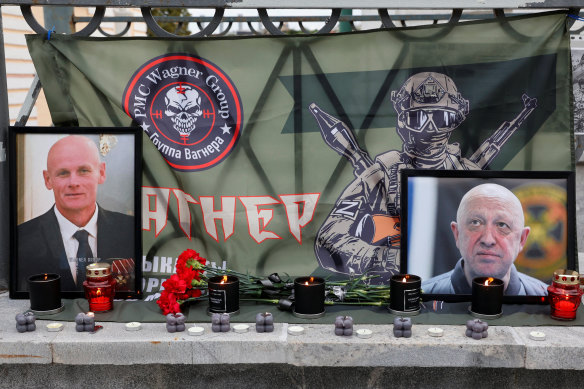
[83,263,117,312]
[548,269,582,321]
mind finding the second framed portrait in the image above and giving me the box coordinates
[9,127,142,299]
[400,169,576,303]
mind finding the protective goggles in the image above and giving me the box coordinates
[398,108,464,133]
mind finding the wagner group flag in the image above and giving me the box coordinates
[26,11,573,298]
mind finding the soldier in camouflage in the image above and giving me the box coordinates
[310,72,536,284]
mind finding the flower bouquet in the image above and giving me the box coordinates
[156,249,207,315]
[157,249,392,315]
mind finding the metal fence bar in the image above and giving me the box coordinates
[0,0,581,8]
[14,8,584,39]
[71,13,519,24]
[71,10,584,38]
[14,76,42,128]
[0,10,10,289]
[575,133,584,162]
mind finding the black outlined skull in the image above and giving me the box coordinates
[164,85,203,137]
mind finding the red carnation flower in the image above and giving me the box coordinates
[162,274,187,294]
[178,249,200,265]
[157,290,181,315]
[188,288,202,298]
[157,249,208,316]
[177,266,198,286]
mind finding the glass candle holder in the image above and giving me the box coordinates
[471,277,504,318]
[83,263,116,312]
[28,273,63,314]
[208,275,240,314]
[293,276,325,318]
[389,274,421,315]
[548,269,583,321]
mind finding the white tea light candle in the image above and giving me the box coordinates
[428,327,444,337]
[356,329,372,339]
[125,322,142,331]
[188,326,205,336]
[287,325,304,336]
[529,331,546,341]
[233,324,250,333]
[46,323,63,332]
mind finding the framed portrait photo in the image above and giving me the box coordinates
[9,127,142,299]
[400,169,576,303]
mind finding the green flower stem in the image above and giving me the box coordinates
[182,263,393,307]
[326,301,385,306]
[240,298,279,304]
[181,296,207,304]
[238,298,384,307]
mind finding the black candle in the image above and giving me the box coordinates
[294,276,325,316]
[28,273,62,314]
[471,277,504,316]
[389,274,421,313]
[208,275,239,314]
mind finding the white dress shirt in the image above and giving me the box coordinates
[54,205,98,285]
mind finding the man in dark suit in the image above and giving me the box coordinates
[17,135,135,292]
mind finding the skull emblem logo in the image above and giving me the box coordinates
[164,85,203,140]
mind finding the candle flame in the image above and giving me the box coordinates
[484,277,495,286]
[44,274,48,281]
[402,277,407,282]
[304,281,309,286]
[309,277,314,283]
[220,275,228,284]
[96,288,102,297]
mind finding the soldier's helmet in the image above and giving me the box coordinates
[391,72,469,134]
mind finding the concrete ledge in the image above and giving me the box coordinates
[515,326,584,369]
[285,324,525,368]
[2,293,584,371]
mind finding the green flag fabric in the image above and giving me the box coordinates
[26,11,573,301]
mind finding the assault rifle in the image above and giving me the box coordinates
[470,94,537,168]
[309,103,400,247]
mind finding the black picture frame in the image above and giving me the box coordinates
[9,127,142,299]
[400,169,576,304]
